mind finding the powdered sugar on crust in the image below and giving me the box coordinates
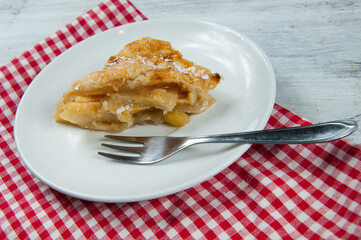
[116,105,132,114]
[106,54,212,80]
[105,56,135,67]
[172,63,209,79]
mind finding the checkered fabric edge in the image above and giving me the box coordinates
[1,0,361,239]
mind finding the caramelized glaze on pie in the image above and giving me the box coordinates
[54,37,221,132]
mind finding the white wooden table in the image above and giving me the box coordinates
[1,0,360,142]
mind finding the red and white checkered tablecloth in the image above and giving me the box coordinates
[1,0,361,239]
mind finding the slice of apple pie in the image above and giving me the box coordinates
[54,37,221,132]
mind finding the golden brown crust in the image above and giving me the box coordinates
[105,37,220,91]
[65,69,128,96]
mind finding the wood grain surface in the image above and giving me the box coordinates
[1,0,360,142]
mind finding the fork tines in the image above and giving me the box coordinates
[98,135,144,162]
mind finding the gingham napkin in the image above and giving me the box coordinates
[1,0,361,238]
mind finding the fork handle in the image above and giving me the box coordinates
[190,120,357,145]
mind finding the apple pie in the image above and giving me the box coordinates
[54,37,221,132]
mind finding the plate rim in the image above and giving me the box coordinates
[14,18,276,202]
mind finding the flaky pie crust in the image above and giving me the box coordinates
[54,37,221,132]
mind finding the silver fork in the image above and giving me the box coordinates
[98,120,357,164]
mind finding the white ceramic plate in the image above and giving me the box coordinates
[15,19,275,202]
